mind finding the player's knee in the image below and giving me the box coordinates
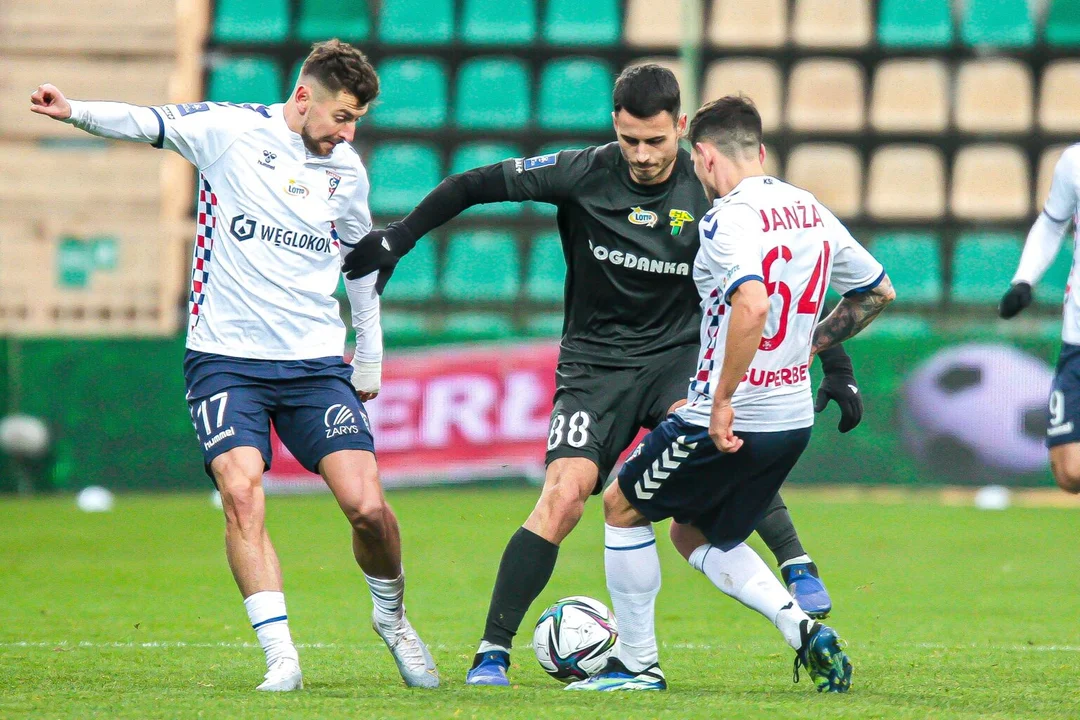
[601,482,627,521]
[214,461,263,526]
[1051,453,1080,493]
[345,495,392,537]
[542,477,589,524]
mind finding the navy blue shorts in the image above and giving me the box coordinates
[183,350,374,478]
[1048,343,1080,447]
[617,416,811,550]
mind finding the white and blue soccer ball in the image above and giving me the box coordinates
[533,596,618,683]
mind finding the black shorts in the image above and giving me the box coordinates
[545,344,699,492]
[1048,343,1080,447]
[618,416,812,550]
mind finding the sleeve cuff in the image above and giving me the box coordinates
[724,274,764,304]
[148,107,165,149]
[1043,208,1071,224]
[843,268,886,298]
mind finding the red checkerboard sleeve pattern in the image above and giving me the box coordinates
[188,175,217,332]
[689,287,725,400]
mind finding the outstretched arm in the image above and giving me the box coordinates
[31,84,162,144]
[810,275,896,356]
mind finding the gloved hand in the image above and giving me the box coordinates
[342,222,415,293]
[814,345,862,433]
[998,282,1033,319]
[351,358,381,401]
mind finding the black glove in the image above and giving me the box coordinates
[342,222,416,293]
[814,345,862,433]
[998,282,1033,319]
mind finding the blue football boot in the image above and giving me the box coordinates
[465,651,511,686]
[782,562,832,618]
[565,658,667,691]
[793,621,853,693]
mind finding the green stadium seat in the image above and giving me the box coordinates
[371,57,448,128]
[857,315,934,340]
[528,141,591,216]
[367,143,442,216]
[442,312,517,341]
[877,0,952,48]
[378,0,453,44]
[207,57,284,105]
[544,0,621,45]
[296,0,369,41]
[538,57,613,131]
[525,232,566,302]
[960,0,1035,48]
[450,142,522,216]
[951,232,1023,304]
[868,232,942,304]
[1047,0,1080,46]
[381,238,438,303]
[461,0,537,45]
[454,57,531,129]
[525,312,566,337]
[380,311,434,346]
[1041,242,1074,305]
[442,231,521,301]
[213,0,289,43]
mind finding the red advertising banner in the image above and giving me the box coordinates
[265,342,565,491]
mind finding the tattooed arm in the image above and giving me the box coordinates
[811,274,896,356]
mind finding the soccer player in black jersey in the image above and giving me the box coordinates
[344,65,861,686]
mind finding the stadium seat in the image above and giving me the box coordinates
[1042,242,1074,306]
[207,57,283,105]
[461,0,537,45]
[763,145,783,178]
[296,0,368,41]
[785,144,862,219]
[704,59,782,132]
[960,0,1035,48]
[538,58,613,131]
[786,59,865,133]
[625,0,694,47]
[212,0,288,43]
[869,59,949,134]
[868,233,943,304]
[380,311,434,346]
[544,0,621,46]
[1036,145,1069,209]
[950,144,1030,221]
[366,143,442,216]
[1039,61,1080,133]
[370,57,447,128]
[455,57,530,130]
[378,0,453,45]
[525,232,566,302]
[381,237,437,303]
[951,233,1023,304]
[877,0,952,48]
[791,0,871,49]
[1046,0,1080,46]
[0,0,177,55]
[708,0,786,48]
[954,59,1033,134]
[865,145,946,220]
[525,312,565,337]
[442,312,517,341]
[627,57,688,92]
[442,232,521,302]
[450,142,523,216]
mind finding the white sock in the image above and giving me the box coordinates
[243,591,298,669]
[779,554,813,571]
[364,571,405,627]
[476,640,509,655]
[605,524,661,672]
[688,543,811,650]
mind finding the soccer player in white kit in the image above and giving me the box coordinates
[29,40,439,692]
[999,144,1080,495]
[568,96,895,693]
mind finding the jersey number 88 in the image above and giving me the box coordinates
[548,411,591,450]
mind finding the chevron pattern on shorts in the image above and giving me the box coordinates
[634,435,699,500]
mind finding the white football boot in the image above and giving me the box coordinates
[256,656,303,692]
[372,613,440,688]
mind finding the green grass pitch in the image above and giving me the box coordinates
[1,487,1078,719]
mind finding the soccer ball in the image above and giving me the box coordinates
[901,343,1053,481]
[533,596,618,683]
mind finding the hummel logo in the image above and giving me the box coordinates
[259,150,277,169]
[848,385,859,394]
[381,239,391,251]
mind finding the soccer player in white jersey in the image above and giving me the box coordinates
[1000,144,1080,494]
[29,39,439,692]
[568,96,895,693]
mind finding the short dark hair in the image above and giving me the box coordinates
[300,39,380,106]
[613,64,681,120]
[688,95,763,158]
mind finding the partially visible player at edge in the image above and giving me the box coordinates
[343,65,863,685]
[29,40,439,692]
[569,95,895,692]
[1000,144,1080,494]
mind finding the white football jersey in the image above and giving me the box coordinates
[675,176,884,432]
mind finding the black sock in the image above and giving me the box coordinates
[755,492,807,567]
[481,526,559,651]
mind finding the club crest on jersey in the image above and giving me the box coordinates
[668,209,694,236]
[628,206,658,228]
[284,179,310,199]
[326,170,341,199]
